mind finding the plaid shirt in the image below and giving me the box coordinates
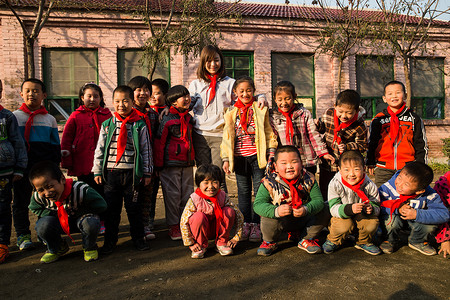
[317,107,368,172]
[270,104,328,168]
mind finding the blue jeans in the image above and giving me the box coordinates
[234,155,265,224]
[383,214,437,244]
[35,214,100,253]
[0,175,13,245]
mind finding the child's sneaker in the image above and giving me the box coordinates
[322,240,338,254]
[240,222,251,241]
[40,241,69,264]
[0,244,9,263]
[17,234,34,251]
[249,223,261,242]
[408,242,437,256]
[354,243,381,255]
[287,231,301,242]
[298,239,322,254]
[144,226,156,240]
[84,249,99,262]
[98,221,105,235]
[191,248,207,259]
[133,238,150,251]
[257,241,278,256]
[168,224,182,240]
[216,245,233,256]
[100,242,115,255]
[379,241,395,254]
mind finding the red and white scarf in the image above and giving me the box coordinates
[341,176,369,204]
[281,177,303,209]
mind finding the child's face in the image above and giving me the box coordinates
[113,91,133,117]
[21,81,46,111]
[150,85,166,107]
[274,151,303,180]
[234,81,255,105]
[335,104,357,123]
[82,88,101,110]
[205,53,221,75]
[133,86,151,109]
[275,90,295,113]
[31,175,66,203]
[199,177,220,197]
[339,160,364,185]
[383,83,406,111]
[172,94,191,112]
[395,170,425,196]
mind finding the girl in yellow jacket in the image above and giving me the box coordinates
[221,76,277,242]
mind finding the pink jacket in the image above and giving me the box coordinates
[61,106,112,176]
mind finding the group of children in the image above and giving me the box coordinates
[0,44,448,265]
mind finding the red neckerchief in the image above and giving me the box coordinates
[387,103,406,145]
[381,194,416,222]
[134,108,153,141]
[195,188,223,237]
[333,109,358,145]
[0,104,4,111]
[150,105,165,114]
[341,176,369,204]
[114,109,141,164]
[83,106,101,135]
[206,74,218,107]
[169,106,189,144]
[279,105,295,144]
[19,104,48,148]
[234,98,255,134]
[54,178,74,243]
[281,177,303,209]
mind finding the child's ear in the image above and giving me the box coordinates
[415,188,426,195]
[382,95,387,103]
[60,176,66,185]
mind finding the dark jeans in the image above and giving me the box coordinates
[319,167,336,202]
[149,175,160,224]
[234,155,264,224]
[35,214,100,253]
[382,214,437,244]
[78,173,106,222]
[13,172,33,236]
[0,175,13,245]
[103,169,145,246]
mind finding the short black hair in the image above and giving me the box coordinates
[128,76,152,92]
[232,76,255,92]
[78,83,105,107]
[274,145,301,162]
[151,78,170,95]
[384,80,406,95]
[401,162,434,191]
[113,85,134,100]
[273,80,296,99]
[29,161,64,183]
[335,89,360,110]
[195,164,222,187]
[21,78,46,93]
[166,85,190,107]
[338,150,365,168]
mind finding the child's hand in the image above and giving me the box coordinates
[143,177,151,186]
[400,206,417,220]
[338,144,346,154]
[94,176,103,185]
[189,243,202,252]
[227,238,238,248]
[61,150,71,157]
[322,154,335,164]
[223,161,231,174]
[293,205,307,218]
[364,203,373,215]
[256,94,267,109]
[277,204,292,217]
[12,175,22,183]
[159,107,170,121]
[352,203,364,214]
[314,119,320,127]
[398,203,410,215]
[367,166,375,176]
[438,240,450,258]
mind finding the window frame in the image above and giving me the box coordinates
[222,50,254,79]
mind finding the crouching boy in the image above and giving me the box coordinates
[379,162,450,255]
[29,161,107,263]
[254,145,327,256]
[322,151,381,255]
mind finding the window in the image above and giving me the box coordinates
[356,56,393,119]
[271,53,315,116]
[117,49,170,85]
[222,51,254,79]
[411,58,445,119]
[43,48,98,122]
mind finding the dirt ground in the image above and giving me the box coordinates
[1,174,449,300]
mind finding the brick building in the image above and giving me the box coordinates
[0,1,449,158]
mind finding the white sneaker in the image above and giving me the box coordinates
[216,245,233,256]
[191,248,207,259]
[144,226,156,240]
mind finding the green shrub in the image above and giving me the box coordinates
[442,138,450,159]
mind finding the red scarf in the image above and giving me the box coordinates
[169,106,189,144]
[114,109,141,164]
[281,177,303,209]
[234,98,255,134]
[195,188,223,237]
[18,103,48,147]
[55,178,74,243]
[333,109,358,145]
[381,194,416,222]
[279,106,295,144]
[134,108,153,141]
[387,103,406,145]
[206,74,218,107]
[341,176,369,204]
[83,106,101,135]
[0,104,4,111]
[150,105,165,114]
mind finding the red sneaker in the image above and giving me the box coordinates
[168,224,182,241]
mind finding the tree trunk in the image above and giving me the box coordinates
[337,57,343,93]
[401,55,412,107]
[148,60,157,81]
[25,37,35,78]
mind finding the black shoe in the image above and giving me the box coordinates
[133,238,150,251]
[100,242,115,255]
